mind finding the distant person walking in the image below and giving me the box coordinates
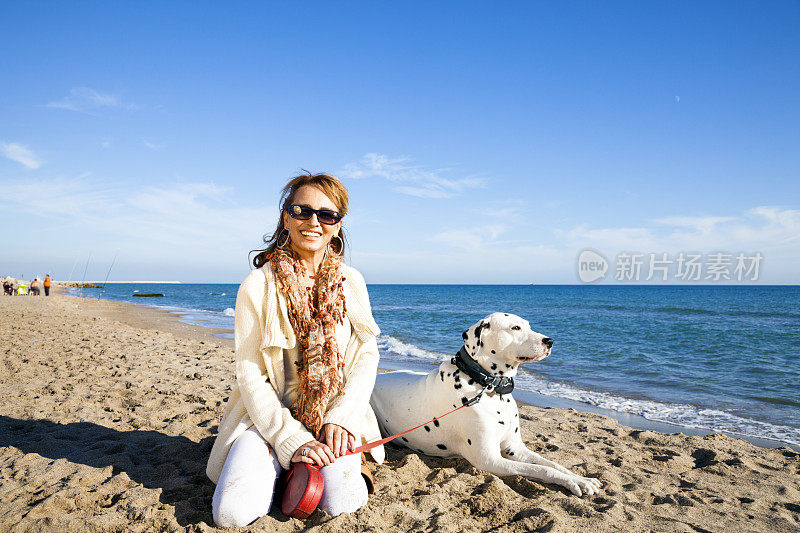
[44,274,51,296]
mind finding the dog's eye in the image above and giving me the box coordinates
[511,325,521,330]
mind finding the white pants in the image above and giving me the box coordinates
[212,428,368,527]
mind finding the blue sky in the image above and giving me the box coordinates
[1,2,798,284]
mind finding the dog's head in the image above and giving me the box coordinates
[462,312,553,375]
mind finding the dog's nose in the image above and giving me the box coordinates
[542,337,553,348]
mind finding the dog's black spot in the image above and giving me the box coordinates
[440,371,444,382]
[401,437,408,442]
[477,340,483,347]
[424,425,431,432]
[515,413,518,418]
[497,411,500,414]
[503,313,509,316]
[490,363,497,370]
[446,373,450,377]
[436,444,447,450]
[508,451,515,456]
[468,379,474,385]
[505,364,511,368]
[454,383,462,389]
[515,427,518,433]
[484,322,490,329]
[498,371,504,375]
[453,404,457,408]
[499,421,505,425]
[385,419,388,423]
[491,350,496,354]
[461,397,469,405]
[474,321,487,342]
[462,330,468,340]
[433,419,440,427]
[467,439,472,445]
[507,398,511,402]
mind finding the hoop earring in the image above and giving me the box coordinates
[277,229,290,249]
[329,234,344,256]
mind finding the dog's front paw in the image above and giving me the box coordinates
[574,475,602,496]
[564,475,602,497]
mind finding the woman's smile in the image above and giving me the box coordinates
[299,230,322,240]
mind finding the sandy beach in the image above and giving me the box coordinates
[1,293,799,532]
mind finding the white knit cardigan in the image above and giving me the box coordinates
[206,262,384,482]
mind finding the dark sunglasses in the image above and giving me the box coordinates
[285,204,343,225]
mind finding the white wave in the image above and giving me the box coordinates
[146,304,235,330]
[515,371,800,446]
[376,335,449,361]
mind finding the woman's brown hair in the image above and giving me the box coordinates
[250,171,350,269]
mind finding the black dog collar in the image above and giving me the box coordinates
[451,347,514,395]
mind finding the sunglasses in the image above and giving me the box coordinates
[285,204,343,225]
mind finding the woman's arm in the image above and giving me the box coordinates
[233,271,316,469]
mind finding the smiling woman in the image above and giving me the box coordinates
[252,172,349,268]
[207,171,383,527]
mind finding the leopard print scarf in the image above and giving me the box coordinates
[267,242,347,435]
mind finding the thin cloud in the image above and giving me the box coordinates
[0,176,269,256]
[142,139,164,150]
[653,215,735,234]
[45,87,136,112]
[339,153,485,198]
[1,142,42,169]
[430,224,509,251]
[563,207,800,253]
[479,199,526,219]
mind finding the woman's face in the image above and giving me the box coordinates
[282,185,343,259]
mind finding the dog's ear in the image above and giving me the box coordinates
[474,320,486,342]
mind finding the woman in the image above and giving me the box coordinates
[206,172,384,527]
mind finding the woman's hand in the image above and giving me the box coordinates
[319,423,356,458]
[291,439,336,466]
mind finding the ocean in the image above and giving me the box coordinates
[68,283,800,448]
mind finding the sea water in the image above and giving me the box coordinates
[69,283,800,446]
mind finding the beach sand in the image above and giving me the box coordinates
[1,294,799,532]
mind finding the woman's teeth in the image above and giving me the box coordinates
[300,231,321,238]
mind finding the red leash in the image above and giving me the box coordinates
[346,388,485,456]
[280,388,486,519]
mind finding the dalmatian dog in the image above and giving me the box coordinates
[370,312,602,497]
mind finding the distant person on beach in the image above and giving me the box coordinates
[29,278,40,296]
[207,172,383,526]
[44,274,51,296]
